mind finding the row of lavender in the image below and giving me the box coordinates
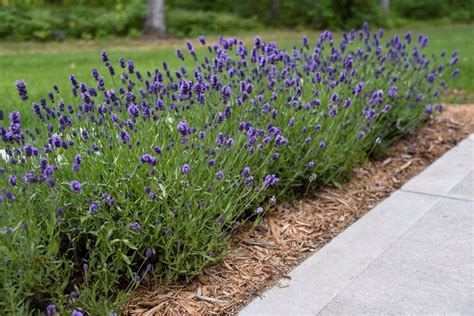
[0,24,459,314]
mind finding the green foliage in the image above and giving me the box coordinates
[166,9,262,37]
[0,1,146,41]
[393,0,474,21]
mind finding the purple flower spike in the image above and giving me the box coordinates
[216,171,224,180]
[256,207,264,214]
[70,180,82,192]
[177,120,189,136]
[198,35,206,45]
[101,50,109,63]
[451,68,460,78]
[15,80,28,101]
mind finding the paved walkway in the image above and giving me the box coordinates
[241,134,474,315]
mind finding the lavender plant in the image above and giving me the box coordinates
[0,23,459,314]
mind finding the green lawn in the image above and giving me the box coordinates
[1,23,472,127]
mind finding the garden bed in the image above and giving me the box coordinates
[0,25,463,314]
[127,104,473,315]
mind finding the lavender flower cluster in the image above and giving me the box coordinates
[0,23,458,314]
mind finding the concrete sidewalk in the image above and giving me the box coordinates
[241,134,474,315]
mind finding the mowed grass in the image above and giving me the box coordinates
[0,23,472,128]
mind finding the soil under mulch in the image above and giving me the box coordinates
[126,104,474,315]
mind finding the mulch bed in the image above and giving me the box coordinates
[126,104,474,315]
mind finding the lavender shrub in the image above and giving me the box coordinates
[0,23,459,314]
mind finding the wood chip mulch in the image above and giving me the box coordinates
[126,104,474,315]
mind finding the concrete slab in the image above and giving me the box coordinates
[240,191,439,316]
[402,135,474,201]
[320,198,474,315]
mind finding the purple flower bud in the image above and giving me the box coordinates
[451,68,460,78]
[145,248,153,257]
[8,111,21,124]
[8,175,17,186]
[70,180,82,192]
[245,176,254,187]
[130,221,141,231]
[72,309,84,316]
[120,130,130,144]
[177,120,189,136]
[182,163,190,175]
[101,50,109,62]
[47,304,57,315]
[216,171,224,180]
[140,154,157,166]
[263,174,279,188]
[89,201,100,213]
[56,207,64,218]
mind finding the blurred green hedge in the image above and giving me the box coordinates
[0,1,146,40]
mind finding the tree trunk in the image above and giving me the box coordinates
[270,0,280,21]
[145,0,166,34]
[380,0,389,12]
